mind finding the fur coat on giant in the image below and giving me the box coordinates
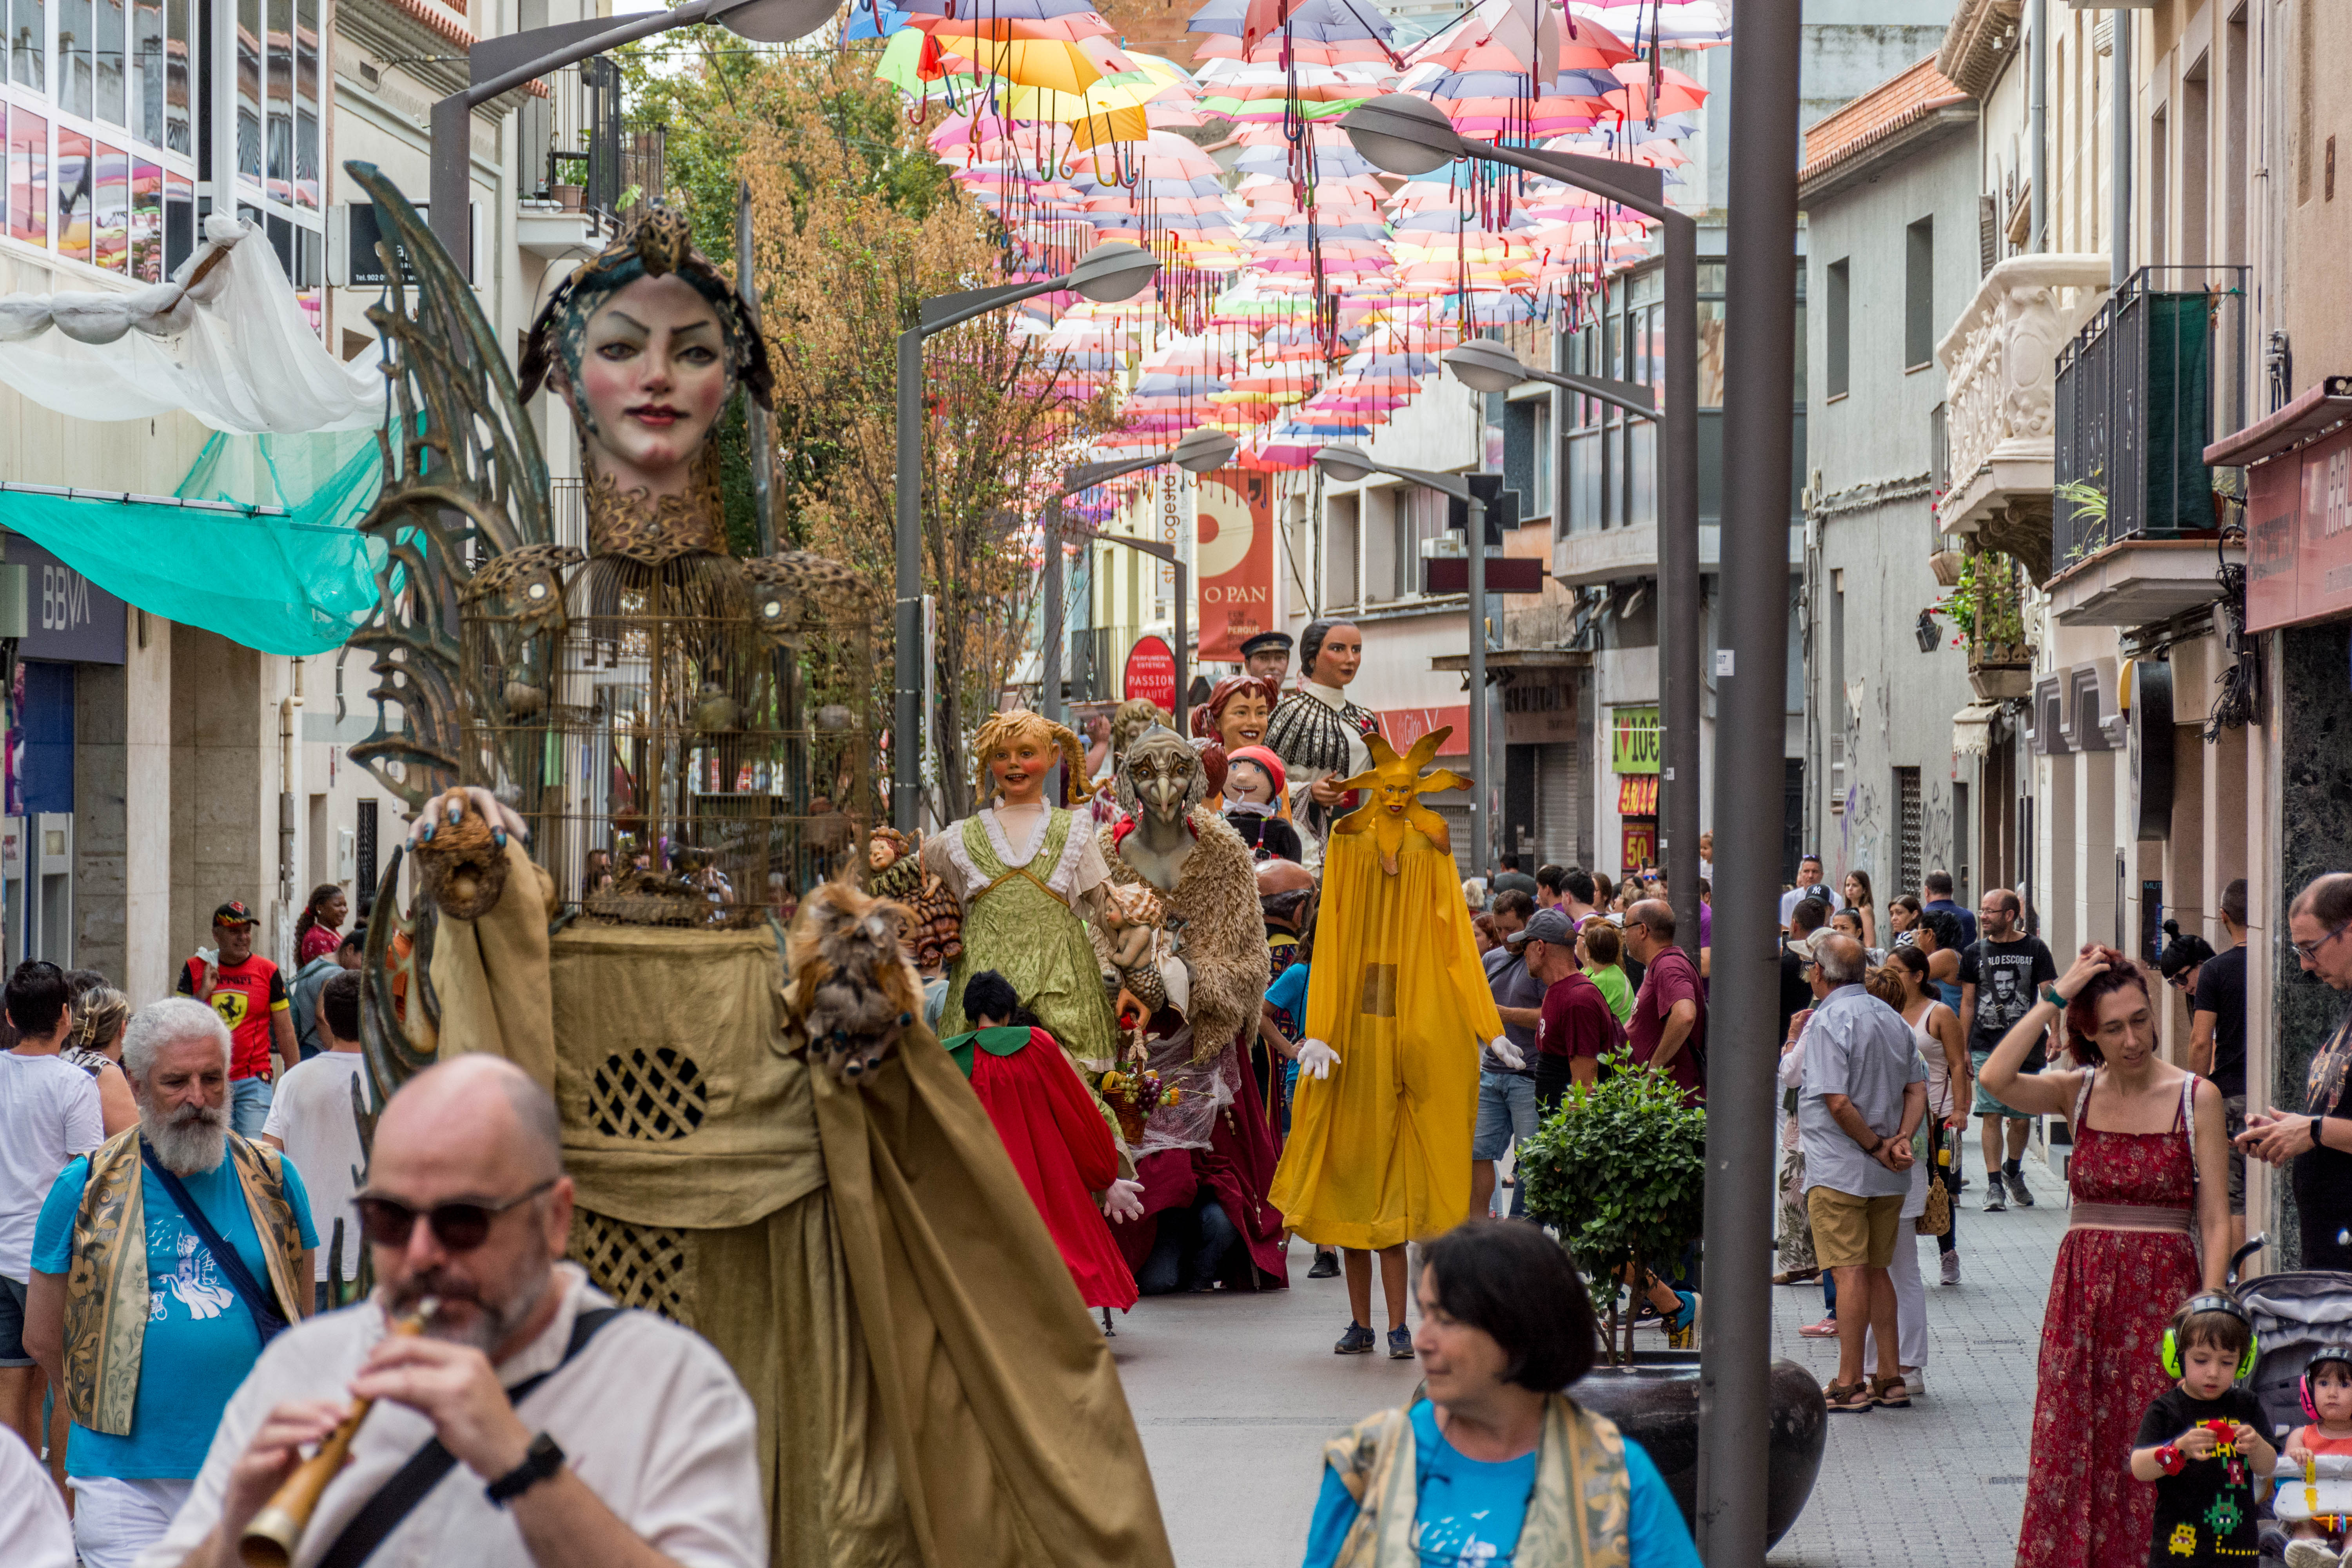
[1095,807,1270,1062]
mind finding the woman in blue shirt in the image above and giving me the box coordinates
[1302,1221,1701,1568]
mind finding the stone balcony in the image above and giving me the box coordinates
[1933,253,2111,582]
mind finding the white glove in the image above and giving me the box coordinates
[1297,1038,1340,1080]
[1488,1035,1525,1071]
[1101,1178,1146,1224]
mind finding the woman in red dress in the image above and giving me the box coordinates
[1978,944,2232,1567]
[950,970,1140,1313]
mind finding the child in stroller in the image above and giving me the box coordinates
[2279,1349,2352,1568]
[2239,1262,2352,1564]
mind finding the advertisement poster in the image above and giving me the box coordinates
[1124,635,1176,710]
[1194,467,1274,662]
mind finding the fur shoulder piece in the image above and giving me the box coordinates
[781,880,922,1082]
[1148,809,1270,1060]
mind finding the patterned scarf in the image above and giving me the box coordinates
[60,1128,305,1436]
[1321,1394,1632,1568]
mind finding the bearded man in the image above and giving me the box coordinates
[1097,727,1285,1293]
[24,998,318,1568]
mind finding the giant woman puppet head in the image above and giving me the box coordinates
[519,207,774,526]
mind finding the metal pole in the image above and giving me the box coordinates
[1660,212,1701,954]
[2030,0,2047,253]
[1466,494,1489,876]
[430,96,470,279]
[1173,559,1190,736]
[893,327,922,834]
[1697,0,1800,1556]
[2112,7,2131,287]
[1041,490,1065,728]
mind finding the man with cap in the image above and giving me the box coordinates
[1240,630,1292,688]
[176,901,296,1136]
[1470,893,1546,1220]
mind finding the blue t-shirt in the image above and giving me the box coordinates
[1266,962,1310,1036]
[1303,1403,1701,1568]
[32,1147,317,1479]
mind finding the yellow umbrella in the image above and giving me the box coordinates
[952,34,1136,97]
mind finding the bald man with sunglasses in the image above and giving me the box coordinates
[151,1054,762,1568]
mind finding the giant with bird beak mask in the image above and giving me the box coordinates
[1113,727,1208,893]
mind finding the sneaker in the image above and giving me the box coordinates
[1307,1250,1340,1279]
[1983,1181,2007,1212]
[2283,1540,2336,1568]
[1665,1291,1701,1350]
[1822,1379,1874,1414]
[2005,1169,2036,1207]
[1387,1326,1415,1359]
[1798,1315,1840,1338]
[1940,1250,1962,1287]
[1334,1322,1376,1355]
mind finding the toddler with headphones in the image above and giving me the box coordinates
[2279,1351,2352,1568]
[2130,1294,2279,1566]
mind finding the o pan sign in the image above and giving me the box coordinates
[1610,705,1660,775]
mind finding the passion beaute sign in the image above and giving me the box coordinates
[1123,635,1177,710]
[1194,467,1274,662]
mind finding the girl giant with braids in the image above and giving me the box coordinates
[922,709,1125,1103]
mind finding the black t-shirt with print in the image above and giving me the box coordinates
[2135,1384,2270,1566]
[1959,935,2058,1062]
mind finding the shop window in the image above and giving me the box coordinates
[7,105,44,245]
[93,140,124,268]
[236,0,260,183]
[162,165,191,271]
[132,0,160,142]
[55,125,89,262]
[9,0,44,91]
[163,0,187,153]
[264,0,287,199]
[130,155,159,278]
[95,0,124,124]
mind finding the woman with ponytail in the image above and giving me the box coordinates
[922,709,1125,1115]
[292,882,347,965]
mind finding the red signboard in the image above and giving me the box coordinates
[1194,468,1274,661]
[1123,635,1177,710]
[2247,421,2352,633]
[1375,705,1472,756]
[1616,776,1659,816]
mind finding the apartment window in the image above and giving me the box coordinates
[1904,219,1934,370]
[1391,488,1415,600]
[1895,767,1923,897]
[1825,258,1850,399]
[1325,494,1359,610]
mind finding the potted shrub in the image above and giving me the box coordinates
[1518,1052,1830,1547]
[1517,1049,1705,1365]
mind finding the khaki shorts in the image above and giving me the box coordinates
[1807,1187,1906,1270]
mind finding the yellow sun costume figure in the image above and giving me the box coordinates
[1269,727,1508,1282]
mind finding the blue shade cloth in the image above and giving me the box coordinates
[0,428,384,656]
[33,1151,318,1479]
[1301,1405,1701,1568]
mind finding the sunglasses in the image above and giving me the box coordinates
[356,1178,557,1252]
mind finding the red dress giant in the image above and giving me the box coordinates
[2016,1073,2205,1568]
[953,1025,1139,1311]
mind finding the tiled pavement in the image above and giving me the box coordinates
[1115,1143,2065,1567]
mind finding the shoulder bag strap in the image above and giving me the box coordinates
[139,1140,288,1346]
[314,1306,624,1568]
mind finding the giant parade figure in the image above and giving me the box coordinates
[339,166,1171,1568]
[1267,727,1513,1357]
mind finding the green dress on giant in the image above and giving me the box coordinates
[922,805,1120,1089]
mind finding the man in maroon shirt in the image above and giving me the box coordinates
[1522,909,1619,1109]
[1624,900,1705,1105]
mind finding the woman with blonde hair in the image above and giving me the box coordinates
[922,708,1125,1102]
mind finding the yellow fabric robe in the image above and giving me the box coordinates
[1269,826,1504,1251]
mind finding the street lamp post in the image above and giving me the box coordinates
[1040,428,1238,734]
[1310,443,1491,875]
[1340,94,1702,957]
[891,243,1163,834]
[428,0,836,268]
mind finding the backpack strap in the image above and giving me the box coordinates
[314,1306,624,1568]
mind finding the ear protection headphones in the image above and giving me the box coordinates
[2160,1293,2260,1382]
[2301,1351,2352,1422]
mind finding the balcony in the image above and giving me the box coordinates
[2045,267,2250,628]
[1933,253,2112,583]
[517,59,666,261]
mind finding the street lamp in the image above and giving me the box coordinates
[1041,426,1238,736]
[1441,338,1658,422]
[429,0,837,266]
[1310,443,1495,876]
[892,243,1163,832]
[1340,93,1702,960]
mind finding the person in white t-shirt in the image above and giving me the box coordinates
[0,960,100,1453]
[1779,855,1846,927]
[0,1426,73,1567]
[260,970,367,1314]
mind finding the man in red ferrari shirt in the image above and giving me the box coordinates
[174,900,296,1134]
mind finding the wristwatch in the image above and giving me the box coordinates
[2314,1116,2328,1152]
[486,1432,566,1507]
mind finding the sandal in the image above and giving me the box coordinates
[1870,1374,1911,1409]
[1822,1379,1875,1414]
[1797,1315,1839,1338]
[1772,1269,1819,1287]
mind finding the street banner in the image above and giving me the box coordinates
[1195,467,1274,661]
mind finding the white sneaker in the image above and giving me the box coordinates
[2283,1538,2336,1568]
[1900,1366,1925,1399]
[1940,1250,1961,1286]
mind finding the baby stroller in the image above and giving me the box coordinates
[2235,1239,2352,1561]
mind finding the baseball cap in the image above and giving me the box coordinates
[1508,907,1578,949]
[212,900,258,927]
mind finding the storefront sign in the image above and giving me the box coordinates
[2247,421,2352,633]
[1616,775,1658,816]
[1621,822,1656,868]
[1122,635,1176,710]
[9,539,125,664]
[1375,705,1471,756]
[1194,468,1273,662]
[1610,705,1660,774]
